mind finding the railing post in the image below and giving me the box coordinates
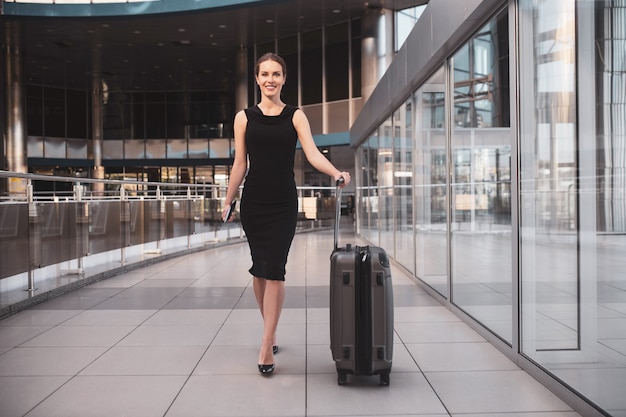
[120,186,128,266]
[61,183,86,276]
[145,186,163,255]
[187,186,192,249]
[26,179,38,292]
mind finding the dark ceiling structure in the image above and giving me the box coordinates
[2,0,428,93]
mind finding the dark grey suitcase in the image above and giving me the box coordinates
[329,179,393,385]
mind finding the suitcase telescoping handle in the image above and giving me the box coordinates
[333,177,345,250]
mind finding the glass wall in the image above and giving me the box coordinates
[414,67,448,297]
[518,0,626,414]
[355,1,626,415]
[378,116,394,252]
[394,100,414,273]
[356,132,379,244]
[450,8,513,343]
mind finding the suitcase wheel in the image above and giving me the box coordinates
[337,371,348,385]
[379,372,390,386]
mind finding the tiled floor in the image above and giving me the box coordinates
[0,227,581,417]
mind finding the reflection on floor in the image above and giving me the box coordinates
[0,227,581,417]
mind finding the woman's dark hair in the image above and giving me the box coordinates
[255,53,287,77]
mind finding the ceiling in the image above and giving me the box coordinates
[2,0,428,93]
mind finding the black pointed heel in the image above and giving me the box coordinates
[273,345,279,354]
[258,364,275,375]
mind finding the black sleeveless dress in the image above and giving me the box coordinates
[240,105,299,281]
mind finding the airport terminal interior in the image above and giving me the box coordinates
[1,0,625,416]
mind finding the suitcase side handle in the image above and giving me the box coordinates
[334,177,345,250]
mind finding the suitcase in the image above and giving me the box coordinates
[329,178,394,386]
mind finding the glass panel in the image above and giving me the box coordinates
[379,116,394,252]
[415,67,448,297]
[519,1,626,414]
[326,101,350,133]
[209,138,230,159]
[145,139,166,159]
[102,140,124,159]
[26,85,44,136]
[351,18,362,98]
[301,29,323,105]
[301,104,323,135]
[43,87,65,138]
[66,139,88,159]
[451,8,513,343]
[27,136,44,158]
[188,139,209,159]
[278,35,299,106]
[358,132,379,244]
[394,99,414,273]
[326,22,349,102]
[167,139,187,159]
[124,139,145,159]
[44,137,66,158]
[520,0,578,353]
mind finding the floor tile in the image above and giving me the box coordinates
[0,346,107,376]
[426,370,575,414]
[0,310,79,326]
[166,374,306,417]
[306,372,447,416]
[81,346,205,375]
[142,308,230,325]
[117,324,221,347]
[405,341,520,372]
[0,326,52,347]
[22,325,135,347]
[0,376,71,417]
[394,321,486,343]
[25,375,186,417]
[63,309,156,326]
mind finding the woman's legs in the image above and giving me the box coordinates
[253,277,285,365]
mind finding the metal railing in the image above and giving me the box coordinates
[0,171,337,310]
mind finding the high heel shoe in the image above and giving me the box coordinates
[258,364,275,375]
[273,345,279,354]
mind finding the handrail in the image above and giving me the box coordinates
[0,170,339,319]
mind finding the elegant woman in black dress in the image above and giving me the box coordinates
[222,53,350,375]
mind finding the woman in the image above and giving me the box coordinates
[222,53,350,375]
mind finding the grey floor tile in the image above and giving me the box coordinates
[195,343,306,375]
[394,321,486,344]
[456,413,581,417]
[118,324,221,347]
[133,278,197,287]
[0,346,107,376]
[25,375,187,417]
[394,306,461,323]
[22,325,136,347]
[426,370,575,414]
[307,344,342,375]
[307,307,330,324]
[0,376,71,417]
[307,322,331,345]
[163,295,241,309]
[81,346,206,375]
[306,372,447,416]
[0,326,52,347]
[405,341,520,372]
[143,308,230,326]
[211,322,262,346]
[193,344,262,375]
[62,309,156,326]
[165,374,306,417]
[0,310,79,326]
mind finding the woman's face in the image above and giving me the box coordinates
[256,59,285,99]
